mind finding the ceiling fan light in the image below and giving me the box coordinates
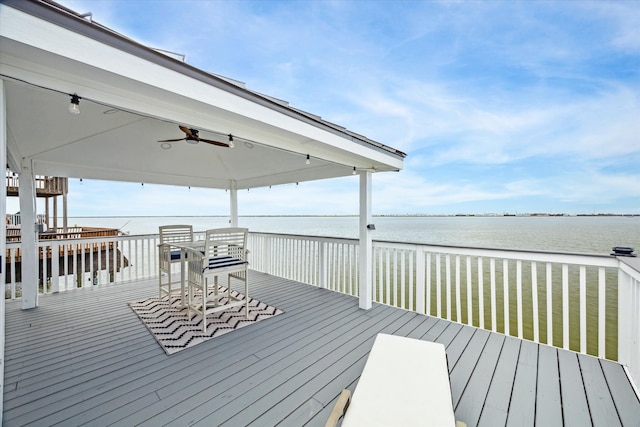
[68,94,81,115]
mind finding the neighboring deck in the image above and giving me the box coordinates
[3,272,639,426]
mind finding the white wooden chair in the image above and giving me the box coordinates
[186,227,249,333]
[158,224,194,301]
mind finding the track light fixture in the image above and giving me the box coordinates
[69,94,81,115]
[306,154,310,165]
[353,166,356,175]
[228,134,235,148]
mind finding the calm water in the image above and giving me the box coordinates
[68,215,639,255]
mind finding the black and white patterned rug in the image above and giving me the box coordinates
[129,288,283,355]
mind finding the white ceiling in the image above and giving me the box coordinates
[1,1,404,191]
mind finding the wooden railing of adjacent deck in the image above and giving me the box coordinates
[3,231,639,387]
[5,174,68,197]
[5,226,120,243]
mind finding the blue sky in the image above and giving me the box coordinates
[12,0,639,216]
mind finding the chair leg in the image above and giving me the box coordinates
[245,276,249,319]
[202,280,208,334]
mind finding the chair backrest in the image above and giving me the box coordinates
[159,225,194,244]
[203,227,248,262]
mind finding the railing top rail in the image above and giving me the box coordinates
[247,231,619,266]
[248,231,359,244]
[6,230,625,269]
[373,239,620,267]
[620,257,640,281]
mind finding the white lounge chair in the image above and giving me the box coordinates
[326,334,465,427]
[158,224,194,302]
[186,227,249,333]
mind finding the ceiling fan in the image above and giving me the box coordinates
[158,125,231,147]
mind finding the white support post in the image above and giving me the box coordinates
[229,180,238,227]
[1,77,8,421]
[618,261,631,371]
[62,180,68,233]
[359,171,373,310]
[19,159,39,309]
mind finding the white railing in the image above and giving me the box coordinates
[5,233,160,297]
[4,231,639,381]
[247,233,639,369]
[5,213,46,226]
[617,259,640,387]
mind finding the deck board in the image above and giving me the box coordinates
[535,344,563,426]
[505,339,538,426]
[477,336,521,427]
[558,349,592,426]
[578,354,622,427]
[454,333,505,426]
[600,359,640,426]
[3,271,639,426]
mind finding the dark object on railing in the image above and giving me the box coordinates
[366,224,376,230]
[611,246,636,257]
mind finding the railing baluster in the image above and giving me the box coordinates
[490,258,496,332]
[546,262,553,346]
[598,266,606,358]
[456,255,462,323]
[409,251,414,311]
[580,265,587,354]
[415,248,425,314]
[532,261,539,343]
[400,250,406,309]
[446,254,451,321]
[455,255,461,323]
[436,253,441,318]
[516,260,523,339]
[393,249,398,307]
[385,249,391,304]
[478,257,484,330]
[562,263,569,350]
[466,256,472,326]
[40,246,47,293]
[504,259,509,336]
[63,243,69,290]
[426,252,432,316]
[51,241,60,293]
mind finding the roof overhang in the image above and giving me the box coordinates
[0,0,405,190]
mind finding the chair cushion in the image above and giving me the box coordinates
[205,256,247,271]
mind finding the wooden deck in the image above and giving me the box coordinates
[3,271,639,426]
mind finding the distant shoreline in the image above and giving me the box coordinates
[66,213,640,218]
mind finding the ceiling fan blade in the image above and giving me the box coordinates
[157,137,186,142]
[179,125,195,138]
[199,138,230,148]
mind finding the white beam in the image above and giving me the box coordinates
[359,171,373,310]
[229,181,238,227]
[0,76,8,422]
[19,158,38,309]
